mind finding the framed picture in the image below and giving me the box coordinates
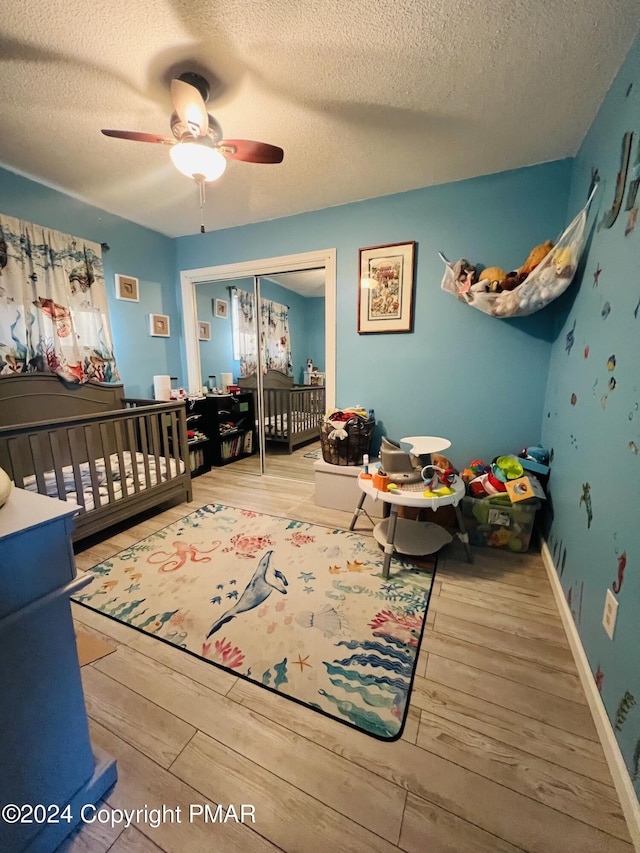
[214,298,228,319]
[358,241,416,334]
[115,274,140,302]
[198,320,211,341]
[149,313,170,337]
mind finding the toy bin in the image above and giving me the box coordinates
[461,495,540,551]
[320,415,375,466]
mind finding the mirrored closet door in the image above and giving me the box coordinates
[193,267,327,482]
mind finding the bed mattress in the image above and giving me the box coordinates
[22,451,185,512]
[264,412,321,439]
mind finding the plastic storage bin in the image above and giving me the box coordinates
[461,495,540,551]
[320,415,375,466]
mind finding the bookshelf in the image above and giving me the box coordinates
[192,392,257,467]
[186,409,211,477]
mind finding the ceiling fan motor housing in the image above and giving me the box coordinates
[170,112,223,143]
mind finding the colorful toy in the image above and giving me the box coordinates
[420,465,457,498]
[478,266,507,291]
[451,258,478,293]
[372,470,390,491]
[494,455,524,480]
[553,246,574,277]
[361,453,372,480]
[518,240,554,276]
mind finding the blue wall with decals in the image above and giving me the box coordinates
[542,36,640,795]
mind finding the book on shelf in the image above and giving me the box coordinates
[221,432,249,460]
[189,446,206,472]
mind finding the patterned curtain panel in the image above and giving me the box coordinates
[232,289,292,376]
[259,296,292,374]
[233,288,258,377]
[0,213,119,383]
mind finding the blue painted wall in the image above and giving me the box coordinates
[195,278,249,388]
[303,297,326,376]
[542,35,640,796]
[0,169,179,398]
[177,160,572,466]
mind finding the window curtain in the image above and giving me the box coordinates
[0,213,119,383]
[259,296,292,374]
[232,288,258,377]
[231,288,291,376]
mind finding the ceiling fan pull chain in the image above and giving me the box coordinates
[195,174,206,233]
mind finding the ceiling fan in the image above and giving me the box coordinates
[101,72,284,232]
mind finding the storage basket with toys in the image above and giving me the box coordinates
[459,447,548,550]
[320,407,375,466]
[440,184,597,318]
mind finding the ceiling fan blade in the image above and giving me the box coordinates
[218,139,284,164]
[171,78,209,137]
[101,129,174,145]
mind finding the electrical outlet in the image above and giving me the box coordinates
[603,589,619,640]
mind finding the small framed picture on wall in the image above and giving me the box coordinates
[149,314,170,337]
[214,298,228,319]
[198,321,211,341]
[115,274,140,302]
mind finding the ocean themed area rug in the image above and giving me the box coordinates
[302,447,323,459]
[73,504,437,740]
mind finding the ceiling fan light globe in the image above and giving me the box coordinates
[169,140,226,182]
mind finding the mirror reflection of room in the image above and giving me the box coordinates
[195,268,326,481]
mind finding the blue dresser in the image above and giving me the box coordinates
[0,488,117,853]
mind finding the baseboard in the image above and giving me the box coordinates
[541,539,640,851]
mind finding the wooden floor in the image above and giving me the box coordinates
[231,439,321,482]
[63,467,634,853]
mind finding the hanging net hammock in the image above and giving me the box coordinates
[439,185,598,318]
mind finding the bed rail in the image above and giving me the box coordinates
[0,399,192,540]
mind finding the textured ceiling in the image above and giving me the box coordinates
[1,0,638,238]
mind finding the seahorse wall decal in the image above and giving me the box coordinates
[579,482,593,529]
[614,690,636,732]
[612,551,627,594]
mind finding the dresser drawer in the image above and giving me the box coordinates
[0,490,78,619]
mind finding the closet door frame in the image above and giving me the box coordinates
[180,250,336,475]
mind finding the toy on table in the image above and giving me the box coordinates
[420,465,456,498]
[372,469,390,491]
[361,453,373,480]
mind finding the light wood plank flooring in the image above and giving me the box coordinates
[62,467,635,853]
[231,440,321,482]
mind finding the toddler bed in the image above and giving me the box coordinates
[238,368,325,453]
[0,374,192,542]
